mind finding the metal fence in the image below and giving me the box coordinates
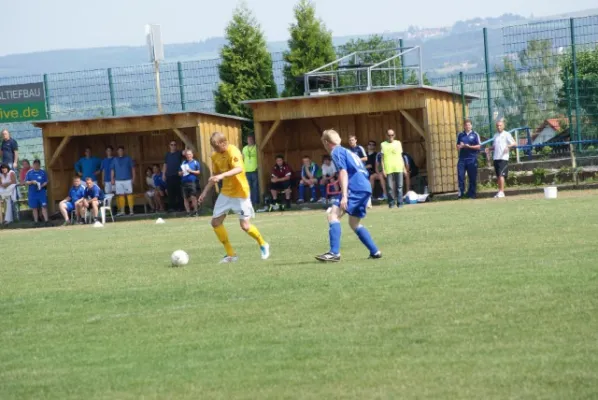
[2,16,598,166]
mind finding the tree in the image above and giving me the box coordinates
[282,0,336,97]
[559,45,598,136]
[214,2,277,127]
[494,39,560,130]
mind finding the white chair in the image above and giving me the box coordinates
[100,194,115,224]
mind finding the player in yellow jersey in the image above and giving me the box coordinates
[198,132,270,263]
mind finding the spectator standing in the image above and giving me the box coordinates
[402,152,419,193]
[163,141,183,212]
[152,164,166,212]
[58,176,86,225]
[487,119,516,198]
[456,119,481,199]
[270,155,292,210]
[82,177,105,224]
[101,146,115,194]
[366,141,386,201]
[75,147,101,182]
[0,164,17,225]
[348,135,368,163]
[298,156,320,203]
[24,159,49,225]
[19,159,31,183]
[111,146,135,216]
[180,150,201,216]
[242,135,260,207]
[1,129,18,170]
[380,129,405,208]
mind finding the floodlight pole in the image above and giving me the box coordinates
[154,60,163,113]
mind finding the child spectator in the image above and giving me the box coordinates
[319,155,338,203]
[19,159,31,183]
[179,150,201,216]
[298,155,320,203]
[24,159,49,225]
[152,164,166,212]
[270,155,292,210]
[144,167,157,212]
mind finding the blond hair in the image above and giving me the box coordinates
[210,132,227,146]
[322,129,342,145]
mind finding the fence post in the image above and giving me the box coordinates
[43,74,51,119]
[570,18,582,152]
[177,62,186,111]
[107,68,116,116]
[459,71,466,123]
[483,28,494,138]
[399,39,406,84]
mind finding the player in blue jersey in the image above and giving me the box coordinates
[315,130,382,262]
[58,176,86,225]
[82,177,105,223]
[24,159,49,225]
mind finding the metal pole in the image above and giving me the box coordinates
[515,130,520,163]
[304,74,309,95]
[459,71,466,123]
[570,18,582,152]
[154,60,163,113]
[107,68,116,116]
[177,62,186,111]
[483,28,494,139]
[399,39,406,84]
[418,47,423,86]
[43,74,51,119]
[565,68,573,155]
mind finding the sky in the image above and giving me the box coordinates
[0,0,596,56]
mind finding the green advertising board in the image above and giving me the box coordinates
[0,82,47,123]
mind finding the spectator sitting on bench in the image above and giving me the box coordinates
[367,141,387,201]
[298,155,320,203]
[152,164,166,212]
[144,167,157,213]
[402,151,419,193]
[0,163,17,225]
[270,155,292,210]
[58,176,86,226]
[319,155,338,203]
[82,177,105,224]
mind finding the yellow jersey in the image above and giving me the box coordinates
[211,144,250,198]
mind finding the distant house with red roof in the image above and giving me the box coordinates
[532,119,561,144]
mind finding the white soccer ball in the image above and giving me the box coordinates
[171,250,189,267]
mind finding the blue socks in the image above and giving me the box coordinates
[320,184,327,198]
[311,185,316,200]
[355,225,379,255]
[329,221,341,255]
[298,184,305,201]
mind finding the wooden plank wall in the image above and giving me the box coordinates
[43,129,198,212]
[425,92,462,193]
[257,110,427,195]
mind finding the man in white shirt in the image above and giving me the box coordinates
[486,119,516,198]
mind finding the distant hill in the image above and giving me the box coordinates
[1,9,596,80]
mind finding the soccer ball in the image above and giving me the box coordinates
[171,250,189,267]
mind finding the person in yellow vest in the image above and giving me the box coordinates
[242,135,259,206]
[380,129,405,208]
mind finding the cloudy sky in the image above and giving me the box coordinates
[0,0,595,56]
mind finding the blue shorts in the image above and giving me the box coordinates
[333,191,371,219]
[64,201,76,212]
[28,192,48,209]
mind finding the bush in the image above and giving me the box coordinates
[533,168,547,186]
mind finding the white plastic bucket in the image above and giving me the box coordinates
[544,186,558,199]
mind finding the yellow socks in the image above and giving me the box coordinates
[116,196,125,212]
[246,225,266,246]
[126,195,135,212]
[213,225,235,257]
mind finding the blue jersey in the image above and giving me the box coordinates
[153,174,166,190]
[100,157,114,182]
[331,146,371,194]
[68,185,86,202]
[25,169,48,197]
[180,159,200,183]
[301,162,319,179]
[75,157,101,181]
[85,184,105,201]
[112,156,133,180]
[457,131,481,161]
[349,145,367,161]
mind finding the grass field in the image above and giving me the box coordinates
[1,192,598,399]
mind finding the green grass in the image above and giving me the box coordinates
[1,192,598,399]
